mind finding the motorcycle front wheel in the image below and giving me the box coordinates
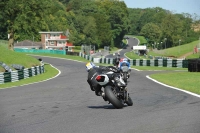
[125,96,133,106]
[104,86,124,109]
[123,72,127,83]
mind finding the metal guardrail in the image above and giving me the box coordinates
[0,65,45,84]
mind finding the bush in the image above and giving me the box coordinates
[73,46,81,50]
[66,51,79,56]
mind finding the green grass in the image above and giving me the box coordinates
[126,35,147,45]
[0,44,40,72]
[24,53,90,62]
[122,39,128,44]
[150,72,200,95]
[186,53,200,59]
[148,40,200,58]
[125,36,200,60]
[0,63,59,89]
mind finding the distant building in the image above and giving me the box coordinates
[39,31,74,51]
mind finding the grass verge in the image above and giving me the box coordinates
[150,72,200,95]
[26,53,90,62]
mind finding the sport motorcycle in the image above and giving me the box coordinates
[95,71,133,109]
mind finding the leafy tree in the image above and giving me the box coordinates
[161,14,184,47]
[127,8,142,35]
[97,0,129,47]
[140,23,161,45]
[92,13,112,47]
[0,0,70,48]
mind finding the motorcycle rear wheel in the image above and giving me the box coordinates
[104,86,124,109]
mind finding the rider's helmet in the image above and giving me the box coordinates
[123,58,128,62]
[86,62,95,72]
[117,52,120,56]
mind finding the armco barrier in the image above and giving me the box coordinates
[79,52,188,68]
[0,65,44,84]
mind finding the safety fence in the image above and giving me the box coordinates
[0,65,45,84]
[79,52,188,68]
[14,48,66,55]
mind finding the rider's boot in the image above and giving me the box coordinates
[101,92,107,101]
[96,91,107,101]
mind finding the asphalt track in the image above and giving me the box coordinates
[0,37,200,133]
[105,36,138,59]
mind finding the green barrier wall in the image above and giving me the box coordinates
[14,48,66,55]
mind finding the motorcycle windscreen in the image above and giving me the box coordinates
[121,66,129,72]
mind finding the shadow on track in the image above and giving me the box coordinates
[88,105,115,109]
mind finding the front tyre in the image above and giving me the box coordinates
[104,86,124,109]
[123,72,127,83]
[125,96,133,106]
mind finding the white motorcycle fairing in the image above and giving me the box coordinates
[95,71,113,86]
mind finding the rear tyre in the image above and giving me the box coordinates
[104,86,124,109]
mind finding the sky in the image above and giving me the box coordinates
[123,0,200,16]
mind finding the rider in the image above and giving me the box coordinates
[118,58,130,69]
[86,62,120,97]
[118,58,131,78]
[113,53,121,67]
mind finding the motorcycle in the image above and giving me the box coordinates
[95,71,133,109]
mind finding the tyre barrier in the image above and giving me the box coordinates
[0,65,45,84]
[79,52,188,68]
[188,58,200,72]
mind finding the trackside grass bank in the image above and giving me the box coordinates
[150,72,200,95]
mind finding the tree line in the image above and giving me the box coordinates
[128,7,200,49]
[0,0,199,50]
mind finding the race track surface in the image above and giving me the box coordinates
[105,36,138,58]
[0,38,200,133]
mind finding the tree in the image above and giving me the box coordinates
[97,0,129,47]
[1,0,70,50]
[161,14,184,47]
[140,23,161,45]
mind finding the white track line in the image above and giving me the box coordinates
[146,75,200,98]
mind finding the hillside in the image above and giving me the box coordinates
[0,42,40,72]
[147,40,200,59]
